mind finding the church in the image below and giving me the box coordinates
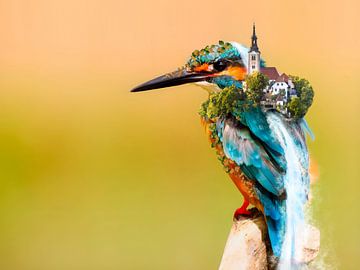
[247,24,297,107]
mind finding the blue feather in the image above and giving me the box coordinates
[217,111,311,258]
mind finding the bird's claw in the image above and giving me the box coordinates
[233,207,252,220]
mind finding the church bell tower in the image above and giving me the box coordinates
[248,23,261,74]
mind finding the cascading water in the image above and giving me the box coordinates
[267,113,311,270]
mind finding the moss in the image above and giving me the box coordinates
[187,41,241,69]
[199,86,249,121]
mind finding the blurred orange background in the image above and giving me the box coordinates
[0,0,359,269]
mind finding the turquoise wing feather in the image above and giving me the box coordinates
[217,115,286,197]
[216,110,311,257]
[232,107,287,172]
[217,113,287,256]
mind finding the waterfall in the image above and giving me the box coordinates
[267,113,310,270]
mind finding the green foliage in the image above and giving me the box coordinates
[199,99,210,118]
[187,41,240,69]
[287,97,302,119]
[199,73,314,122]
[245,72,269,103]
[199,86,246,120]
[286,76,314,119]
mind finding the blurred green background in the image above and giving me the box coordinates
[0,0,359,269]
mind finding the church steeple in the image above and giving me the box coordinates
[250,23,260,53]
[248,23,261,74]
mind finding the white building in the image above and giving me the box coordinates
[270,73,290,97]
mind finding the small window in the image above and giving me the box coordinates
[251,55,256,60]
[252,65,255,69]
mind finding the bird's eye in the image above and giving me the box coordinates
[213,60,228,72]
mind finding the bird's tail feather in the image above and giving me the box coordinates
[256,187,286,257]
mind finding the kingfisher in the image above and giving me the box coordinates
[131,25,313,259]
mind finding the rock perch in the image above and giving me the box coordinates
[218,210,320,270]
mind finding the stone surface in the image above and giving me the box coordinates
[218,210,320,270]
[300,224,321,264]
[219,211,268,270]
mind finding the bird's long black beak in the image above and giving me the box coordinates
[131,68,211,92]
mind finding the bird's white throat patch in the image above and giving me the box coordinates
[194,81,222,93]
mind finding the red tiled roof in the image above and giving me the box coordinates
[276,73,289,82]
[260,67,280,80]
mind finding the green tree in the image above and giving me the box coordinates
[287,76,315,119]
[245,72,269,103]
[199,86,245,120]
[287,97,303,119]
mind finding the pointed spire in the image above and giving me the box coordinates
[250,23,260,52]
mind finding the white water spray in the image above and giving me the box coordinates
[267,113,310,270]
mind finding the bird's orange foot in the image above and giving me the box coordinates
[233,200,251,220]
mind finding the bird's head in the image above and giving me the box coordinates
[131,41,249,93]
